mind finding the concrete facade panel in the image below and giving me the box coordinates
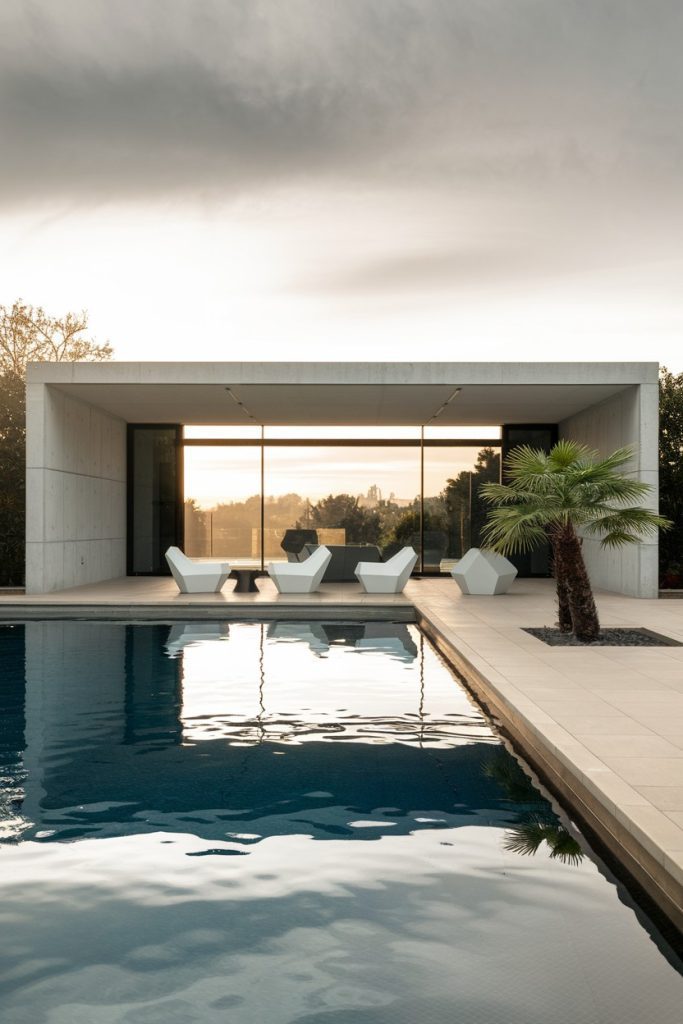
[25,468,44,544]
[559,384,660,598]
[25,386,127,594]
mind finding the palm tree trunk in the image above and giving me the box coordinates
[549,534,572,633]
[556,524,601,641]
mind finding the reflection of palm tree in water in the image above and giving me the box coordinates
[484,750,583,865]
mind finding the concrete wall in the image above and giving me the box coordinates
[559,384,659,598]
[26,384,127,594]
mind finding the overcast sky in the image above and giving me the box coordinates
[1,0,682,367]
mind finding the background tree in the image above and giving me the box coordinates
[0,301,113,586]
[481,441,668,642]
[299,493,381,545]
[659,366,683,587]
[443,447,501,556]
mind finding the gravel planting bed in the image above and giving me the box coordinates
[524,627,682,647]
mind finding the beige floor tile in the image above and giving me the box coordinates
[582,769,651,808]
[636,786,683,810]
[575,734,683,759]
[533,698,620,719]
[550,715,653,736]
[598,758,683,787]
[665,810,683,830]
[617,803,683,855]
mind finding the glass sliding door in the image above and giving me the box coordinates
[183,446,261,562]
[422,446,501,570]
[128,426,182,575]
[172,425,515,577]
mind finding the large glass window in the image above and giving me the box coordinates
[128,424,577,576]
[170,425,532,576]
[264,446,420,560]
[183,446,261,562]
[423,446,501,570]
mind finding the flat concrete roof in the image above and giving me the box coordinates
[27,361,658,426]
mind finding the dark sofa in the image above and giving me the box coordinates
[301,543,382,582]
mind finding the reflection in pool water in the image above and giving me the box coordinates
[0,620,681,1023]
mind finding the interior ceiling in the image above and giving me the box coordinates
[53,382,630,426]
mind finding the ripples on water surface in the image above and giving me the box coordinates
[0,620,681,1023]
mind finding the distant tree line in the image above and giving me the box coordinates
[659,367,683,587]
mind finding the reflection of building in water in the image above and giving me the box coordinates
[8,621,525,847]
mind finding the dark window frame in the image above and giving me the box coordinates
[501,424,559,578]
[127,424,184,576]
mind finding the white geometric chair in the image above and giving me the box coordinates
[355,546,417,594]
[165,546,231,594]
[267,545,332,594]
[450,547,518,595]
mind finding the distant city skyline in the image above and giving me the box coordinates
[2,2,682,369]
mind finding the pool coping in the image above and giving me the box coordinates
[0,602,416,622]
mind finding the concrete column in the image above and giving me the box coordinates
[559,383,659,598]
[25,383,127,593]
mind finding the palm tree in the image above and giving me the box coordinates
[480,441,670,642]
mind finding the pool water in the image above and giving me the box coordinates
[0,620,681,1023]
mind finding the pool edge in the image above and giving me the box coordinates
[415,606,683,941]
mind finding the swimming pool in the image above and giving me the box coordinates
[1,620,681,1022]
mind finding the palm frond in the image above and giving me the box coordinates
[504,445,551,479]
[546,439,596,470]
[481,506,554,554]
[479,482,535,505]
[598,530,642,549]
[573,477,651,505]
[583,506,671,543]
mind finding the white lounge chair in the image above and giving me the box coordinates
[355,546,417,594]
[450,547,518,595]
[267,545,332,594]
[165,546,231,594]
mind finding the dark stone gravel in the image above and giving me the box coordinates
[524,627,682,647]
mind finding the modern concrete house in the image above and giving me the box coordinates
[25,361,659,596]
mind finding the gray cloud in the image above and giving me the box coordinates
[2,0,683,206]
